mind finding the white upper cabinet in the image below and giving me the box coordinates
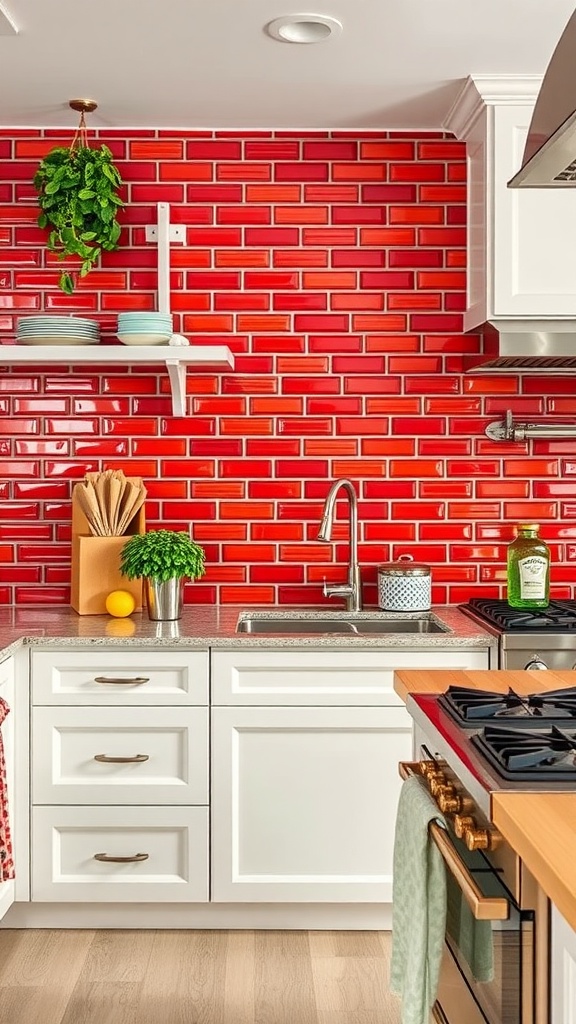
[445,76,576,328]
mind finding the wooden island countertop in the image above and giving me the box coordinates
[393,667,576,933]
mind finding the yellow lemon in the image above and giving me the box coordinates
[105,590,136,618]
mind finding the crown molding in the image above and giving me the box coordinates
[444,75,542,139]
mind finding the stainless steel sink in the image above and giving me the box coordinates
[236,615,447,635]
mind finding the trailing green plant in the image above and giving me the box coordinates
[120,530,206,584]
[33,143,124,294]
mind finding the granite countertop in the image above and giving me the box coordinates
[0,604,496,660]
[393,667,576,936]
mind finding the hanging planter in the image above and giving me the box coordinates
[33,99,125,295]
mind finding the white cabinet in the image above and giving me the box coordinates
[32,706,208,805]
[30,648,209,904]
[32,805,208,903]
[552,905,576,1024]
[445,76,576,328]
[210,647,489,903]
[31,649,208,705]
[211,648,489,707]
[211,704,412,902]
[0,658,15,922]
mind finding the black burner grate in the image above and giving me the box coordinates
[460,598,576,632]
[472,724,576,781]
[438,684,576,728]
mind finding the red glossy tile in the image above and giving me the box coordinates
[217,163,272,181]
[249,481,301,499]
[246,185,301,203]
[246,142,299,160]
[274,250,327,267]
[275,163,328,182]
[245,228,299,246]
[362,439,415,455]
[503,502,558,519]
[217,206,271,225]
[274,294,327,311]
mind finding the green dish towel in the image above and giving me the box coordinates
[446,875,494,983]
[390,775,447,1024]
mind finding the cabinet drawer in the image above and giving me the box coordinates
[32,706,208,805]
[211,649,490,706]
[32,805,208,902]
[31,650,208,705]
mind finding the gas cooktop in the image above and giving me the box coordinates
[438,684,576,728]
[459,598,576,632]
[408,691,576,813]
[472,724,576,782]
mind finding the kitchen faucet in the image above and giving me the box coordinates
[316,478,362,612]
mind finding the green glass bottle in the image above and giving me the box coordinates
[507,523,550,609]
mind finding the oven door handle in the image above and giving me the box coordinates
[399,761,510,922]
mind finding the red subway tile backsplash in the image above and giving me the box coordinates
[0,127,573,605]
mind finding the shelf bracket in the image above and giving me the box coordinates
[144,203,185,316]
[165,358,186,417]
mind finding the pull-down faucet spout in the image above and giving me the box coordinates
[316,478,362,613]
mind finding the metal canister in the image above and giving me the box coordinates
[377,554,432,612]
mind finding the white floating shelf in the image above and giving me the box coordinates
[0,345,235,416]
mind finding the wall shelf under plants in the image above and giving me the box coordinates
[0,344,235,416]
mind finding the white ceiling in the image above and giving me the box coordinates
[0,0,574,130]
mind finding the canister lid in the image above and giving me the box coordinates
[377,554,431,576]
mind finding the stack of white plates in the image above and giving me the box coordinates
[117,312,173,346]
[16,316,100,346]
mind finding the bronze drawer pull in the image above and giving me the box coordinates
[398,761,509,922]
[93,754,149,764]
[94,676,149,685]
[94,852,149,863]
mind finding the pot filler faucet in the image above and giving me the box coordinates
[316,478,363,612]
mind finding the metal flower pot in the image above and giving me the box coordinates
[144,577,184,621]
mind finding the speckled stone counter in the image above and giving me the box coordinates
[0,604,495,660]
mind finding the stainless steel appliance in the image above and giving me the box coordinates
[459,598,576,670]
[401,682,576,1024]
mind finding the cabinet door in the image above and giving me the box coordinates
[492,105,576,318]
[552,905,576,1024]
[211,705,412,902]
[0,658,15,922]
[211,649,489,706]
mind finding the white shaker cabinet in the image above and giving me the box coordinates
[29,648,209,904]
[552,905,576,1024]
[0,657,15,922]
[210,647,489,903]
[211,703,412,902]
[445,77,576,327]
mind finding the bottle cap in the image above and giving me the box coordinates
[517,523,539,531]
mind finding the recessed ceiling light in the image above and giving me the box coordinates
[266,14,343,44]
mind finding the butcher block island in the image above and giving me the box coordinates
[395,666,576,1024]
[394,667,576,930]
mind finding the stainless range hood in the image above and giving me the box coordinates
[509,10,576,187]
[464,319,576,372]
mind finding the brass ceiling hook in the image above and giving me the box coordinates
[68,98,98,149]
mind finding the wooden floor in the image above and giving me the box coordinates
[0,929,401,1024]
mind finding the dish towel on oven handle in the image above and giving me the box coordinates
[0,698,14,882]
[390,774,447,1024]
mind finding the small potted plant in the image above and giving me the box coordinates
[120,530,206,621]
